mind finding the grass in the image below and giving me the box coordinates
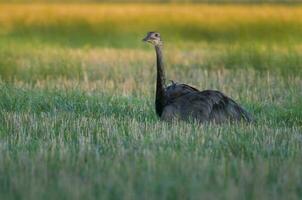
[0,3,302,200]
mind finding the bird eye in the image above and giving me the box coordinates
[154,33,159,37]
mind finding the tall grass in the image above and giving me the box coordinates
[0,45,301,83]
[0,71,301,199]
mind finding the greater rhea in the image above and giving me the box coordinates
[143,31,252,123]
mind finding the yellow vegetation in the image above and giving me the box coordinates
[0,4,302,30]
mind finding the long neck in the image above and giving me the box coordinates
[155,45,166,116]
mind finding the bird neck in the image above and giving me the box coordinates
[155,45,166,116]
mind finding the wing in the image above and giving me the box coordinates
[199,90,252,123]
[165,82,199,101]
[162,90,252,123]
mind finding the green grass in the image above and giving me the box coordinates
[0,3,302,200]
[0,78,301,199]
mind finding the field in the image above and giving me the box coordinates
[0,4,302,200]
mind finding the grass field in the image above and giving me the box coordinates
[0,4,302,200]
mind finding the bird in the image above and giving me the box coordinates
[142,31,252,123]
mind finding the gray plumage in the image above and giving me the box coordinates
[143,32,252,123]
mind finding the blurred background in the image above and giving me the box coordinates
[0,1,301,86]
[0,0,301,2]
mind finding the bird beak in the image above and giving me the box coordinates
[142,36,149,42]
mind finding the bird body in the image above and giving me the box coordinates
[143,32,252,123]
[166,82,199,100]
[162,89,251,123]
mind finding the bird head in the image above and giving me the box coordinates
[142,32,162,46]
